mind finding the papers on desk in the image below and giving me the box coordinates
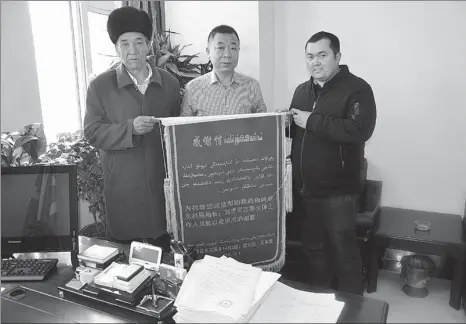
[173,255,344,323]
[174,255,279,323]
[248,282,345,323]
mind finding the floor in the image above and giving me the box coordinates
[365,270,465,323]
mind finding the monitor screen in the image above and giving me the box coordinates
[1,165,78,257]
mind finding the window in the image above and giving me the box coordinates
[79,1,121,80]
[28,1,120,142]
[70,1,121,125]
[87,11,117,78]
[28,1,82,142]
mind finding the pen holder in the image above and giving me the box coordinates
[135,279,174,319]
[137,295,173,316]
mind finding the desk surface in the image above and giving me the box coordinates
[2,237,389,323]
[376,207,464,246]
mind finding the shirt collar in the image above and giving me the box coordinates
[209,71,244,85]
[116,60,162,88]
[126,62,152,85]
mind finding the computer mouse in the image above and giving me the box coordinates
[9,288,26,298]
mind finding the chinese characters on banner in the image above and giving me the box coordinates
[161,114,286,271]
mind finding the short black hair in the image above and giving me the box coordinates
[305,31,340,56]
[207,25,240,46]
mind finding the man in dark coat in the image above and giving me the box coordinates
[288,31,377,294]
[84,6,181,250]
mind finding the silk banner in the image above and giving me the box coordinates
[160,113,288,271]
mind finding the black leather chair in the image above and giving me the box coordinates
[356,179,383,281]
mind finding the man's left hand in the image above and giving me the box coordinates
[290,108,311,129]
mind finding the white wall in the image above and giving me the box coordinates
[1,1,43,132]
[165,1,260,82]
[258,1,275,113]
[266,1,466,215]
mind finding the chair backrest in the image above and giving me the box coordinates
[358,158,383,213]
[364,180,383,212]
[360,158,368,182]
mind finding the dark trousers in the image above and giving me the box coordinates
[296,193,363,295]
[108,233,172,253]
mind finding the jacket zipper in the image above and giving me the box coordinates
[300,129,307,194]
[300,92,320,194]
[339,145,345,168]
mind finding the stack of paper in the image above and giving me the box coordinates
[78,244,119,265]
[173,254,345,323]
[173,255,280,323]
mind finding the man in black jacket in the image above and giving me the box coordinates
[288,31,376,295]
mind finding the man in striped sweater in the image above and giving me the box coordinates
[181,25,267,116]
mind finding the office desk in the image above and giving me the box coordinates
[1,237,389,323]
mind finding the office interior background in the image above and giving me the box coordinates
[1,1,466,322]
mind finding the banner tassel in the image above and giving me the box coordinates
[285,158,293,213]
[164,178,175,234]
[161,123,177,238]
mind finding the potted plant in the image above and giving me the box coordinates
[39,130,107,237]
[149,30,212,97]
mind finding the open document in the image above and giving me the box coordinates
[248,281,345,323]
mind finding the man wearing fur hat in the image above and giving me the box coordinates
[84,6,180,250]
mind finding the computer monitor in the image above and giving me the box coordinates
[1,165,78,258]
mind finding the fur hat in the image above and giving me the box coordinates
[107,6,152,44]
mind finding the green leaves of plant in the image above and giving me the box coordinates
[1,123,46,166]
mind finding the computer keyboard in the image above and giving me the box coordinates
[1,258,58,281]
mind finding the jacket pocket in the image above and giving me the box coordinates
[302,139,343,186]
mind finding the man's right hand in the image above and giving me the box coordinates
[133,116,158,135]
